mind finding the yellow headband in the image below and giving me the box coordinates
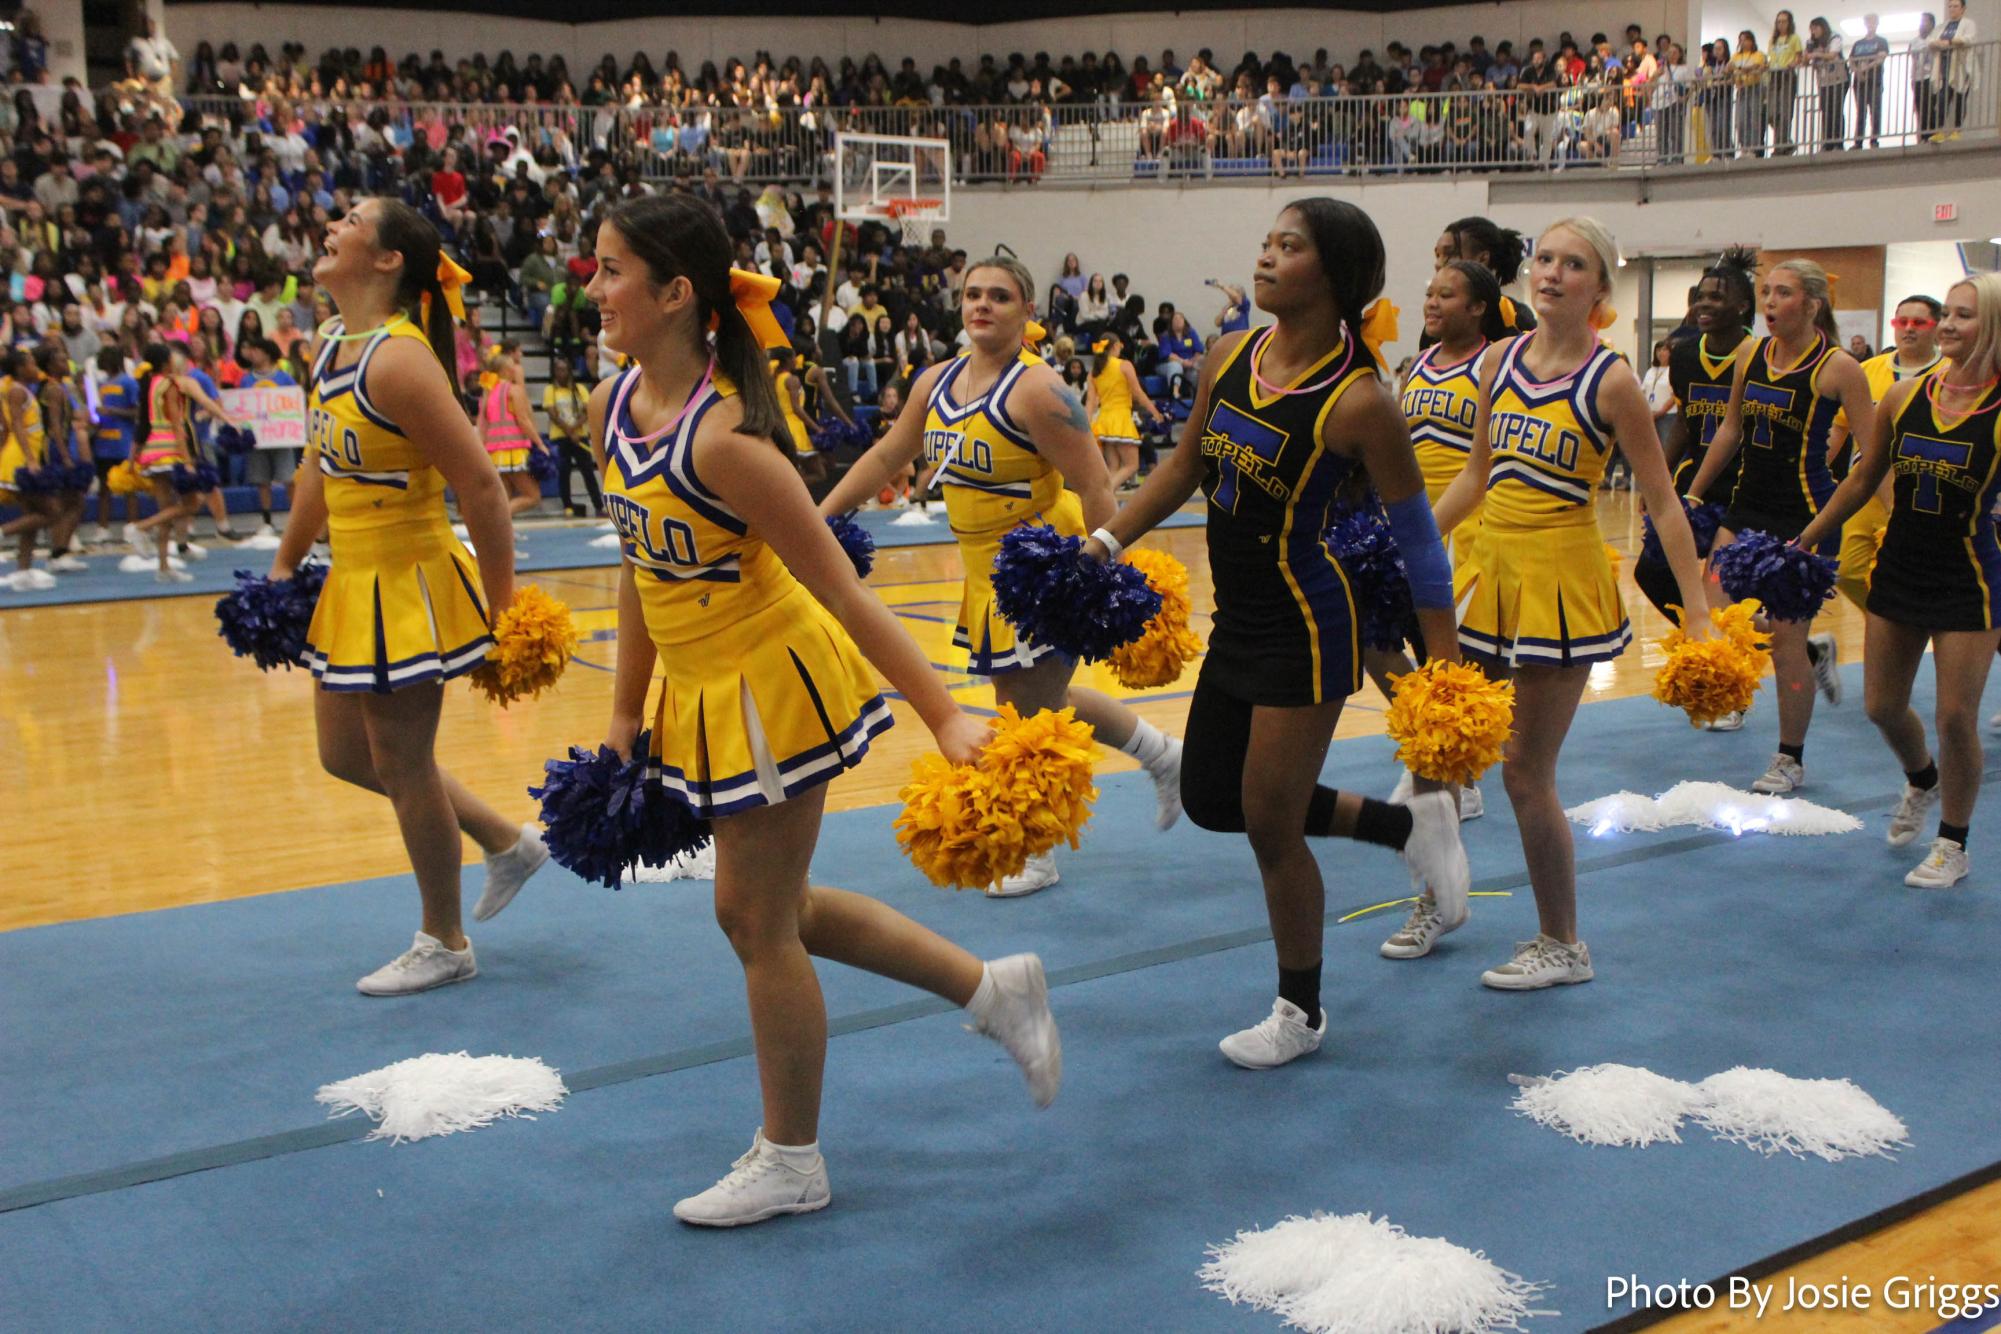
[1360,298,1399,371]
[725,268,789,350]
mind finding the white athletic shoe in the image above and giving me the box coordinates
[1707,710,1746,733]
[1388,768,1415,805]
[1752,754,1805,794]
[89,525,112,545]
[965,954,1062,1107]
[1149,736,1183,830]
[1480,935,1595,990]
[178,542,208,561]
[1219,997,1326,1069]
[355,931,477,996]
[1807,632,1842,705]
[1380,894,1463,959]
[252,522,277,538]
[10,568,57,590]
[673,1130,831,1228]
[1887,783,1940,848]
[48,555,88,573]
[1989,711,2001,734]
[1905,838,1970,889]
[1459,783,1484,822]
[154,568,195,585]
[1401,790,1470,930]
[988,851,1059,898]
[472,824,549,922]
[125,524,151,559]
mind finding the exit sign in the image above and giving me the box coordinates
[1935,202,1959,222]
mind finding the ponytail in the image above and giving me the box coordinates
[136,340,171,443]
[419,267,460,397]
[371,196,459,394]
[1444,259,1510,343]
[714,297,793,454]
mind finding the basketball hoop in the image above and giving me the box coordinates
[886,198,943,248]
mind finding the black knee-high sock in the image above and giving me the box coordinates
[1278,962,1322,1028]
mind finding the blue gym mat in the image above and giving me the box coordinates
[4,664,1998,1332]
[0,506,1210,610]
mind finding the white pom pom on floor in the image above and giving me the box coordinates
[1694,1067,1910,1162]
[1510,1065,1703,1147]
[889,508,937,526]
[589,532,624,549]
[628,841,717,882]
[1567,781,1861,837]
[1200,1212,1555,1334]
[316,1052,567,1144]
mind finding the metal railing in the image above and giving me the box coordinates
[185,41,1996,188]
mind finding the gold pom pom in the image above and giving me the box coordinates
[1109,548,1205,688]
[108,461,145,496]
[895,704,1099,890]
[1604,542,1624,566]
[1386,659,1515,785]
[469,584,579,707]
[1653,599,1772,727]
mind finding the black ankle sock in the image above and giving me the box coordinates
[1351,797,1415,851]
[1779,742,1805,763]
[1907,761,1939,791]
[1278,962,1322,1028]
[1939,821,1969,848]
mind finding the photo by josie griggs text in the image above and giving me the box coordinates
[1607,1275,2001,1321]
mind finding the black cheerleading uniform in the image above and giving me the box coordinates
[1668,332,1747,497]
[1196,329,1375,707]
[1869,377,2001,633]
[1720,334,1842,554]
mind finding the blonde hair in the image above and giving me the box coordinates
[1052,334,1076,364]
[1768,258,1840,343]
[1544,216,1620,297]
[1947,273,2001,381]
[965,254,1037,308]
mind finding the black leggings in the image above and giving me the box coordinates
[1181,672,1343,836]
[1633,552,1685,626]
[556,439,602,514]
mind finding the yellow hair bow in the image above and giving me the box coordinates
[726,267,789,350]
[134,360,153,376]
[1591,303,1620,331]
[1090,338,1111,354]
[1359,298,1400,371]
[420,253,472,329]
[1498,295,1518,329]
[1024,318,1047,349]
[1824,272,1841,291]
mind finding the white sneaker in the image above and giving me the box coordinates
[1149,736,1183,830]
[1752,754,1805,794]
[472,824,550,922]
[965,954,1062,1107]
[1459,783,1484,822]
[1219,997,1326,1069]
[1380,894,1463,959]
[1707,710,1745,733]
[988,851,1059,898]
[1480,935,1595,990]
[1989,711,2001,734]
[1887,783,1940,848]
[48,555,88,573]
[252,522,277,538]
[355,931,477,996]
[123,522,147,558]
[89,525,112,544]
[1807,632,1842,705]
[1388,769,1415,805]
[1401,790,1470,930]
[672,1130,831,1228]
[11,568,57,590]
[178,542,208,561]
[154,568,195,585]
[1905,838,1970,889]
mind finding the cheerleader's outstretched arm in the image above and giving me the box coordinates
[1800,376,1913,551]
[270,442,327,579]
[816,359,945,517]
[1686,339,1755,503]
[1432,337,1503,537]
[1601,359,1711,635]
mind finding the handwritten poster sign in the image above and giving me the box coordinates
[221,385,307,449]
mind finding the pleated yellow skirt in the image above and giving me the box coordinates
[305,519,495,693]
[489,447,531,474]
[647,583,892,817]
[0,439,26,496]
[1456,520,1632,667]
[952,488,1087,676]
[1093,406,1141,445]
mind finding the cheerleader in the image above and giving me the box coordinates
[36,347,93,573]
[1426,216,1537,343]
[1375,258,1513,820]
[125,342,239,583]
[587,194,1059,1226]
[0,349,58,590]
[1086,331,1167,490]
[1434,218,1714,988]
[1796,274,2000,888]
[1687,259,1875,793]
[820,255,1183,898]
[1829,294,1945,611]
[478,340,549,524]
[270,198,549,996]
[771,345,826,486]
[1086,199,1471,1066]
[1633,247,1758,653]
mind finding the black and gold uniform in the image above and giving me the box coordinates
[1869,374,2001,632]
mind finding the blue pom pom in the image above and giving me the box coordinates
[1710,529,1838,621]
[991,523,1163,662]
[215,425,256,456]
[809,419,870,454]
[171,461,221,494]
[528,731,713,889]
[1324,499,1414,651]
[66,462,96,491]
[526,446,559,485]
[826,513,875,578]
[1640,499,1726,563]
[213,562,329,671]
[12,464,62,496]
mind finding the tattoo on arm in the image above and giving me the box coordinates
[1051,383,1089,432]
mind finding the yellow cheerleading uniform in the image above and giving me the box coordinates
[602,366,891,817]
[302,318,494,693]
[1400,340,1488,566]
[0,377,47,497]
[923,348,1084,674]
[774,363,816,458]
[1832,349,1946,609]
[1090,354,1140,444]
[1456,333,1632,666]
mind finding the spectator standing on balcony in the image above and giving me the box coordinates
[1518,46,1562,164]
[1805,18,1848,150]
[1912,12,1941,138]
[128,18,181,101]
[1849,13,1890,148]
[1732,31,1769,157]
[1768,10,1804,154]
[1654,43,1692,163]
[1930,0,1978,141]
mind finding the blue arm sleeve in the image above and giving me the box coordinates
[1384,490,1454,611]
